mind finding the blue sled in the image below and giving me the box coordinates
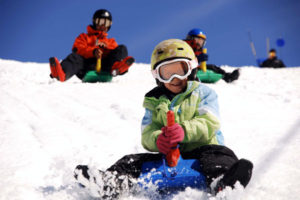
[138,156,206,194]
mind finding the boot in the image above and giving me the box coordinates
[213,159,253,194]
[49,57,66,82]
[223,69,240,83]
[74,165,132,199]
[111,56,135,76]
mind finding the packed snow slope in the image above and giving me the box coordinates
[0,59,300,200]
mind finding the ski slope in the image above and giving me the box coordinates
[0,59,300,200]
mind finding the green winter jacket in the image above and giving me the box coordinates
[141,81,223,153]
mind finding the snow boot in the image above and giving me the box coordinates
[213,158,253,194]
[74,165,132,199]
[111,56,135,76]
[223,69,240,83]
[49,57,66,82]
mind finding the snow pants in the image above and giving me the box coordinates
[207,64,240,83]
[206,64,226,75]
[60,45,128,80]
[106,144,252,187]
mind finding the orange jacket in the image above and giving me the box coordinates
[72,25,118,59]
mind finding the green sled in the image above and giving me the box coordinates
[83,71,113,83]
[197,69,223,83]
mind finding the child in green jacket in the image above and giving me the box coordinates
[74,39,253,199]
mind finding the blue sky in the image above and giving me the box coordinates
[0,0,299,67]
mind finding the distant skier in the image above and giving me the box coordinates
[49,9,134,82]
[74,39,253,199]
[185,28,240,83]
[260,49,286,68]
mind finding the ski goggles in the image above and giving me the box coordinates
[152,58,198,83]
[94,18,112,28]
[193,37,206,48]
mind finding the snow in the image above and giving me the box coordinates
[0,58,300,200]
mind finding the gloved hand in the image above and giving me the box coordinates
[163,123,185,144]
[97,41,107,48]
[197,53,208,62]
[93,48,103,59]
[156,123,184,154]
[156,133,173,155]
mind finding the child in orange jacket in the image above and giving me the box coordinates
[49,9,134,82]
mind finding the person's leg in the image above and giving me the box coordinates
[182,145,238,185]
[214,158,253,193]
[223,69,240,83]
[49,57,66,81]
[206,64,240,83]
[207,64,226,75]
[181,144,253,192]
[74,153,162,198]
[102,45,135,76]
[101,45,128,72]
[106,153,162,178]
[60,53,86,80]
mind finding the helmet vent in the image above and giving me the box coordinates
[178,47,184,50]
[157,50,164,54]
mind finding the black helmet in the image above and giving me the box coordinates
[92,9,112,31]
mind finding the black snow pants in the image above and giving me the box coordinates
[206,64,240,83]
[61,45,128,80]
[106,145,252,188]
[206,64,226,75]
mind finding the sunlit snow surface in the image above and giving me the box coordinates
[0,59,299,200]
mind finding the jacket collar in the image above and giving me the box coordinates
[87,25,108,38]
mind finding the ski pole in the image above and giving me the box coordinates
[199,48,207,72]
[248,31,260,66]
[166,110,180,167]
[266,37,270,56]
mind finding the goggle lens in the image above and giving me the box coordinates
[95,18,111,28]
[158,61,189,81]
[152,58,198,83]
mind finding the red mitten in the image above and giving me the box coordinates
[164,123,184,144]
[156,131,172,155]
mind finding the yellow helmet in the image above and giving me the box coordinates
[151,39,196,70]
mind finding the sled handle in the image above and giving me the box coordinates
[96,58,101,73]
[199,48,207,72]
[167,110,175,126]
[95,38,102,73]
[166,110,180,167]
